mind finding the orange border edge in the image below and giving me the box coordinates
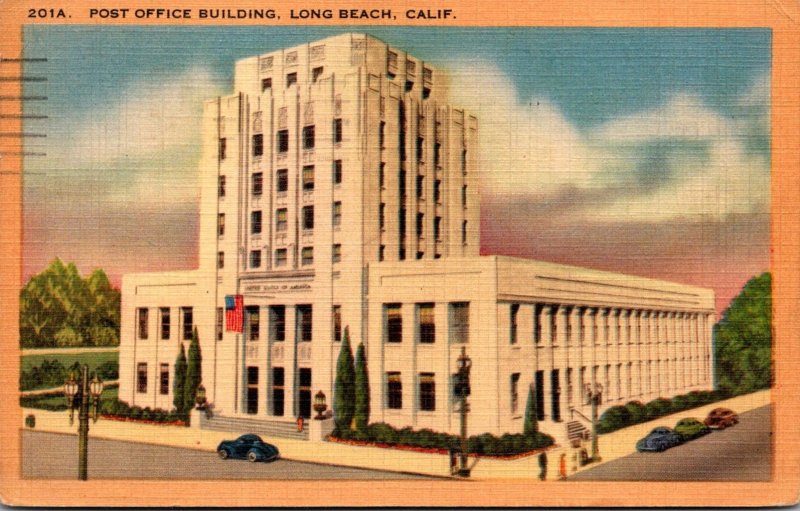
[0,0,798,506]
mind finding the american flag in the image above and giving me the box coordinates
[225,295,244,333]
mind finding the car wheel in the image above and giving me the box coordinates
[247,451,259,463]
[218,449,229,460]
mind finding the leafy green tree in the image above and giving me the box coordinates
[184,327,202,413]
[523,384,538,435]
[354,342,370,432]
[714,272,772,396]
[173,343,187,414]
[334,326,355,432]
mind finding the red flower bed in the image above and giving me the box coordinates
[101,414,186,427]
[326,435,554,460]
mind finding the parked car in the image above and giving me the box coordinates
[217,434,280,462]
[674,418,711,441]
[703,407,739,429]
[635,426,684,452]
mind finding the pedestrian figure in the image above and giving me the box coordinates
[538,452,548,481]
[559,453,567,480]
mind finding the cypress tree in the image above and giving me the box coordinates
[334,326,355,432]
[354,342,370,432]
[184,327,202,414]
[524,383,538,435]
[173,344,187,414]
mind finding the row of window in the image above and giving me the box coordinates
[260,65,326,93]
[136,362,172,395]
[137,307,193,341]
[218,160,344,201]
[218,244,342,270]
[384,302,469,344]
[223,119,343,162]
[507,303,709,346]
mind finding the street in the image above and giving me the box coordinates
[570,404,771,481]
[22,431,434,480]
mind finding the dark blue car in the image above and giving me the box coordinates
[636,426,684,452]
[217,434,280,462]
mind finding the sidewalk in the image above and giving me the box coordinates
[20,389,770,480]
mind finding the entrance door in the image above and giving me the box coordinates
[298,368,312,418]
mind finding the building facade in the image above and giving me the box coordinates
[119,34,715,441]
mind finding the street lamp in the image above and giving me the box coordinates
[455,347,472,477]
[313,391,327,420]
[63,365,103,480]
[195,384,207,409]
[584,382,603,462]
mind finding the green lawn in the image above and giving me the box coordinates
[21,351,118,373]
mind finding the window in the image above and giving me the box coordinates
[246,366,259,414]
[302,205,314,230]
[398,169,406,199]
[511,373,520,414]
[535,370,545,420]
[252,133,264,157]
[332,244,342,263]
[217,251,224,269]
[416,136,424,162]
[251,210,262,234]
[551,307,558,343]
[286,72,297,87]
[332,305,342,342]
[252,172,263,196]
[182,307,193,340]
[434,179,442,203]
[449,302,469,343]
[218,175,226,197]
[250,250,261,268]
[137,308,148,340]
[272,367,285,416]
[261,77,272,91]
[387,372,402,409]
[275,208,288,232]
[216,307,223,341]
[297,305,312,342]
[534,305,542,344]
[301,247,314,266]
[462,185,467,208]
[312,66,323,82]
[416,175,424,199]
[461,220,468,245]
[379,245,385,261]
[298,368,313,419]
[302,126,315,150]
[418,303,435,343]
[405,80,413,92]
[416,251,424,260]
[379,203,386,230]
[276,169,288,192]
[270,305,286,342]
[219,138,227,160]
[333,202,342,227]
[434,216,442,241]
[419,373,435,411]
[246,307,259,341]
[137,363,148,393]
[387,50,398,69]
[379,162,385,188]
[510,304,520,345]
[385,304,402,343]
[333,118,343,143]
[160,364,169,395]
[160,308,170,340]
[434,142,441,167]
[379,121,386,148]
[277,130,289,153]
[274,248,287,267]
[416,213,424,237]
[302,165,315,190]
[217,213,225,237]
[333,160,343,184]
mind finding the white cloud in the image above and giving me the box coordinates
[445,60,769,223]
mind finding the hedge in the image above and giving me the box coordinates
[20,393,183,425]
[332,422,554,456]
[598,390,726,434]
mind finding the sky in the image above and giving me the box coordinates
[21,27,771,314]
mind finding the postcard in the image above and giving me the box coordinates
[0,0,798,507]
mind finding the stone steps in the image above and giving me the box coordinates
[201,414,310,441]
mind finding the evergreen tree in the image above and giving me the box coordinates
[354,342,370,432]
[524,384,538,435]
[714,272,772,396]
[184,327,202,413]
[173,343,187,414]
[334,326,355,432]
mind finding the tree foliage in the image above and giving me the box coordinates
[19,259,120,348]
[334,326,355,432]
[523,384,538,435]
[183,327,202,413]
[354,342,370,432]
[714,272,772,396]
[173,343,187,414]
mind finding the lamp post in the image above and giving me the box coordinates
[456,347,472,477]
[584,382,603,462]
[63,365,103,481]
[313,391,327,420]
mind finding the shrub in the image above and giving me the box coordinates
[95,360,119,381]
[129,406,143,420]
[54,326,85,347]
[598,405,631,433]
[624,401,646,423]
[644,398,672,420]
[368,422,397,444]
